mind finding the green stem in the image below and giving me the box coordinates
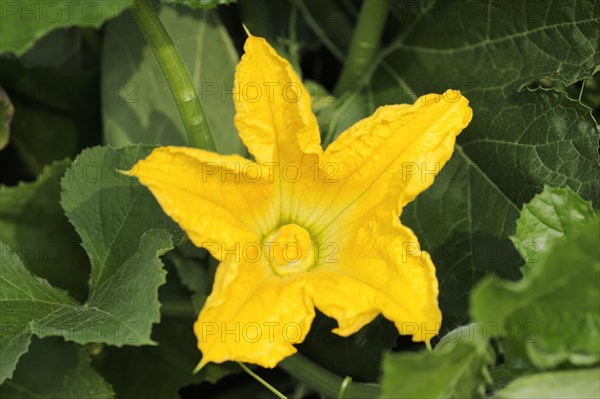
[338,376,352,399]
[132,0,216,151]
[279,354,381,399]
[160,300,195,318]
[298,0,354,59]
[238,362,288,399]
[287,4,302,77]
[334,0,388,95]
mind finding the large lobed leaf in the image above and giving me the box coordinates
[0,145,181,383]
[391,0,600,327]
[316,0,600,327]
[0,0,134,56]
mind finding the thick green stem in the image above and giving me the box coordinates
[132,0,216,151]
[279,354,381,398]
[334,0,388,95]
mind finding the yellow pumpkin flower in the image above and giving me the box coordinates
[132,35,472,368]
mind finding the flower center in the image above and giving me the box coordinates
[263,224,314,276]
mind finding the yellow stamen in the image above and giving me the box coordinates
[264,224,314,276]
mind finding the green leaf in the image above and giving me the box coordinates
[471,218,600,369]
[0,85,13,149]
[493,368,600,399]
[168,241,211,296]
[435,324,489,351]
[0,241,70,384]
[317,91,371,144]
[401,149,523,326]
[0,58,101,169]
[60,146,183,296]
[0,58,100,114]
[0,231,172,383]
[102,4,244,154]
[94,268,237,398]
[18,27,103,70]
[380,0,600,208]
[316,0,600,327]
[0,145,182,383]
[167,241,215,314]
[298,314,397,382]
[0,161,89,300]
[240,0,315,72]
[163,0,237,9]
[0,0,133,56]
[0,338,114,399]
[293,0,354,60]
[95,315,234,399]
[381,339,493,399]
[8,101,91,170]
[511,186,597,260]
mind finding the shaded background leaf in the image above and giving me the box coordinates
[102,3,244,154]
[0,86,13,149]
[0,160,89,300]
[163,0,237,9]
[314,0,600,329]
[0,29,103,177]
[0,338,114,399]
[297,314,397,382]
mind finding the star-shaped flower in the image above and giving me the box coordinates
[132,35,472,368]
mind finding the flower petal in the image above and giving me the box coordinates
[133,146,276,259]
[193,210,440,367]
[194,259,315,368]
[309,210,441,342]
[234,36,322,165]
[317,91,472,235]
